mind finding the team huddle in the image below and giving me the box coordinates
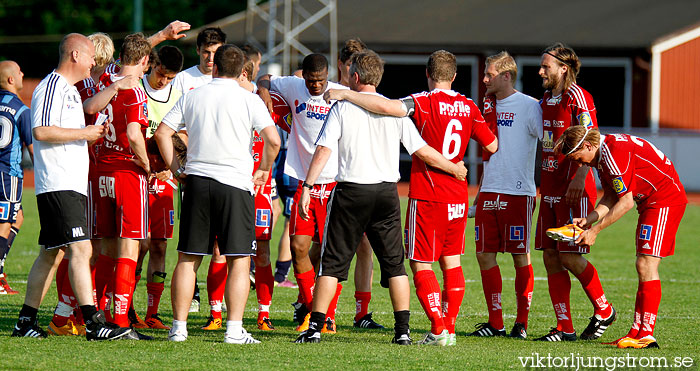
[4,21,687,349]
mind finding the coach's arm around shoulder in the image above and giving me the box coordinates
[83,75,139,115]
[324,89,407,117]
[33,123,106,143]
[253,126,281,195]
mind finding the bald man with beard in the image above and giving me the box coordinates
[11,34,132,341]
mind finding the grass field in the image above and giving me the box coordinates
[1,190,698,370]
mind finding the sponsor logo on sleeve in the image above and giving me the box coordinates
[612,176,627,194]
[577,112,594,129]
[509,226,525,241]
[639,224,652,241]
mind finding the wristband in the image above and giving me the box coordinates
[174,167,185,177]
[302,181,313,190]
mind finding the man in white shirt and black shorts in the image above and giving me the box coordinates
[11,33,132,341]
[155,44,280,344]
[293,50,467,344]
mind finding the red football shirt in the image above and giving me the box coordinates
[96,73,149,173]
[540,83,598,197]
[598,134,687,211]
[407,89,496,203]
[251,130,272,195]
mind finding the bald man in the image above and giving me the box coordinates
[12,33,133,340]
[0,61,32,296]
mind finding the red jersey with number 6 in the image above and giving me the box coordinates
[96,73,149,173]
[407,89,496,203]
[540,84,598,197]
[598,134,686,211]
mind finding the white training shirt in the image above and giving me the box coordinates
[316,94,428,184]
[171,65,212,95]
[31,72,89,196]
[481,91,543,196]
[161,78,274,193]
[270,75,347,183]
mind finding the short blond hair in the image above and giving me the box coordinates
[349,50,384,87]
[88,33,115,69]
[486,51,517,86]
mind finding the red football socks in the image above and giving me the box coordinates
[637,279,661,338]
[52,258,75,327]
[480,265,503,330]
[575,261,613,319]
[548,270,574,333]
[626,282,643,338]
[442,266,465,334]
[94,254,116,312]
[295,269,316,311]
[207,261,228,319]
[514,264,534,328]
[326,283,342,321]
[112,258,136,327]
[255,264,274,317]
[354,291,371,321]
[413,269,445,335]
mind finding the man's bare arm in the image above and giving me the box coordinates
[33,125,105,144]
[413,145,467,181]
[154,123,179,175]
[83,75,139,114]
[126,122,150,174]
[323,89,407,117]
[148,20,191,47]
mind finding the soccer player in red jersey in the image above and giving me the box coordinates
[325,50,498,345]
[467,52,542,339]
[556,127,687,349]
[131,45,185,330]
[534,43,615,342]
[236,56,279,331]
[93,33,152,340]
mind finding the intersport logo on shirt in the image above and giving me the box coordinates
[295,101,330,121]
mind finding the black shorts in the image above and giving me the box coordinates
[37,191,90,249]
[319,182,406,288]
[178,175,256,256]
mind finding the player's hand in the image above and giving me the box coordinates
[132,157,151,176]
[155,169,172,182]
[323,89,345,104]
[452,160,468,181]
[299,189,311,221]
[572,217,588,228]
[83,124,107,141]
[565,172,586,206]
[258,88,274,113]
[252,169,269,196]
[467,205,476,218]
[113,75,139,90]
[575,227,597,246]
[160,20,191,40]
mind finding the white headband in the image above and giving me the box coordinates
[565,129,589,156]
